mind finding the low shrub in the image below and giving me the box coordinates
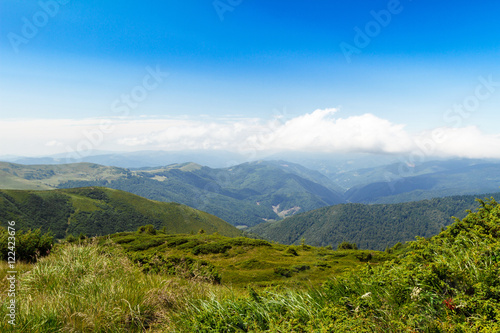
[292,265,310,272]
[192,242,232,255]
[337,241,358,250]
[137,224,157,235]
[274,267,293,277]
[285,246,298,256]
[0,227,53,262]
[126,237,166,251]
[131,253,221,284]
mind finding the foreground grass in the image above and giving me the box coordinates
[0,233,391,332]
[0,240,234,332]
[0,261,33,295]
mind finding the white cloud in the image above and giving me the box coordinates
[45,140,64,147]
[2,109,500,159]
[415,126,500,159]
[253,109,415,154]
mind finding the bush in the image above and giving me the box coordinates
[137,224,157,235]
[192,242,232,255]
[355,252,373,262]
[0,227,53,262]
[337,241,358,250]
[131,253,221,284]
[292,265,310,272]
[64,234,78,243]
[226,237,271,247]
[127,237,166,251]
[285,246,298,256]
[274,266,293,277]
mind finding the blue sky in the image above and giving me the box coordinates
[1,0,500,158]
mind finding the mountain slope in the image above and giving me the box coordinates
[0,161,346,227]
[0,187,241,239]
[96,161,345,226]
[249,192,500,250]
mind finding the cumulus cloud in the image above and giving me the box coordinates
[111,109,415,154]
[2,109,500,159]
[254,109,415,153]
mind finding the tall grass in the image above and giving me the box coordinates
[174,232,500,332]
[0,239,229,332]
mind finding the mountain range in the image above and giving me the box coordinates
[0,160,346,227]
[1,157,500,228]
[343,159,500,203]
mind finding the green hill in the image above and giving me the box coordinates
[249,192,500,250]
[0,161,345,227]
[0,187,241,239]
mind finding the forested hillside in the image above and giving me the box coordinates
[250,192,500,250]
[0,161,345,227]
[0,187,240,239]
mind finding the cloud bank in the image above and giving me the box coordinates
[2,108,500,159]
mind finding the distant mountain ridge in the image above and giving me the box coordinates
[345,161,500,203]
[1,150,249,168]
